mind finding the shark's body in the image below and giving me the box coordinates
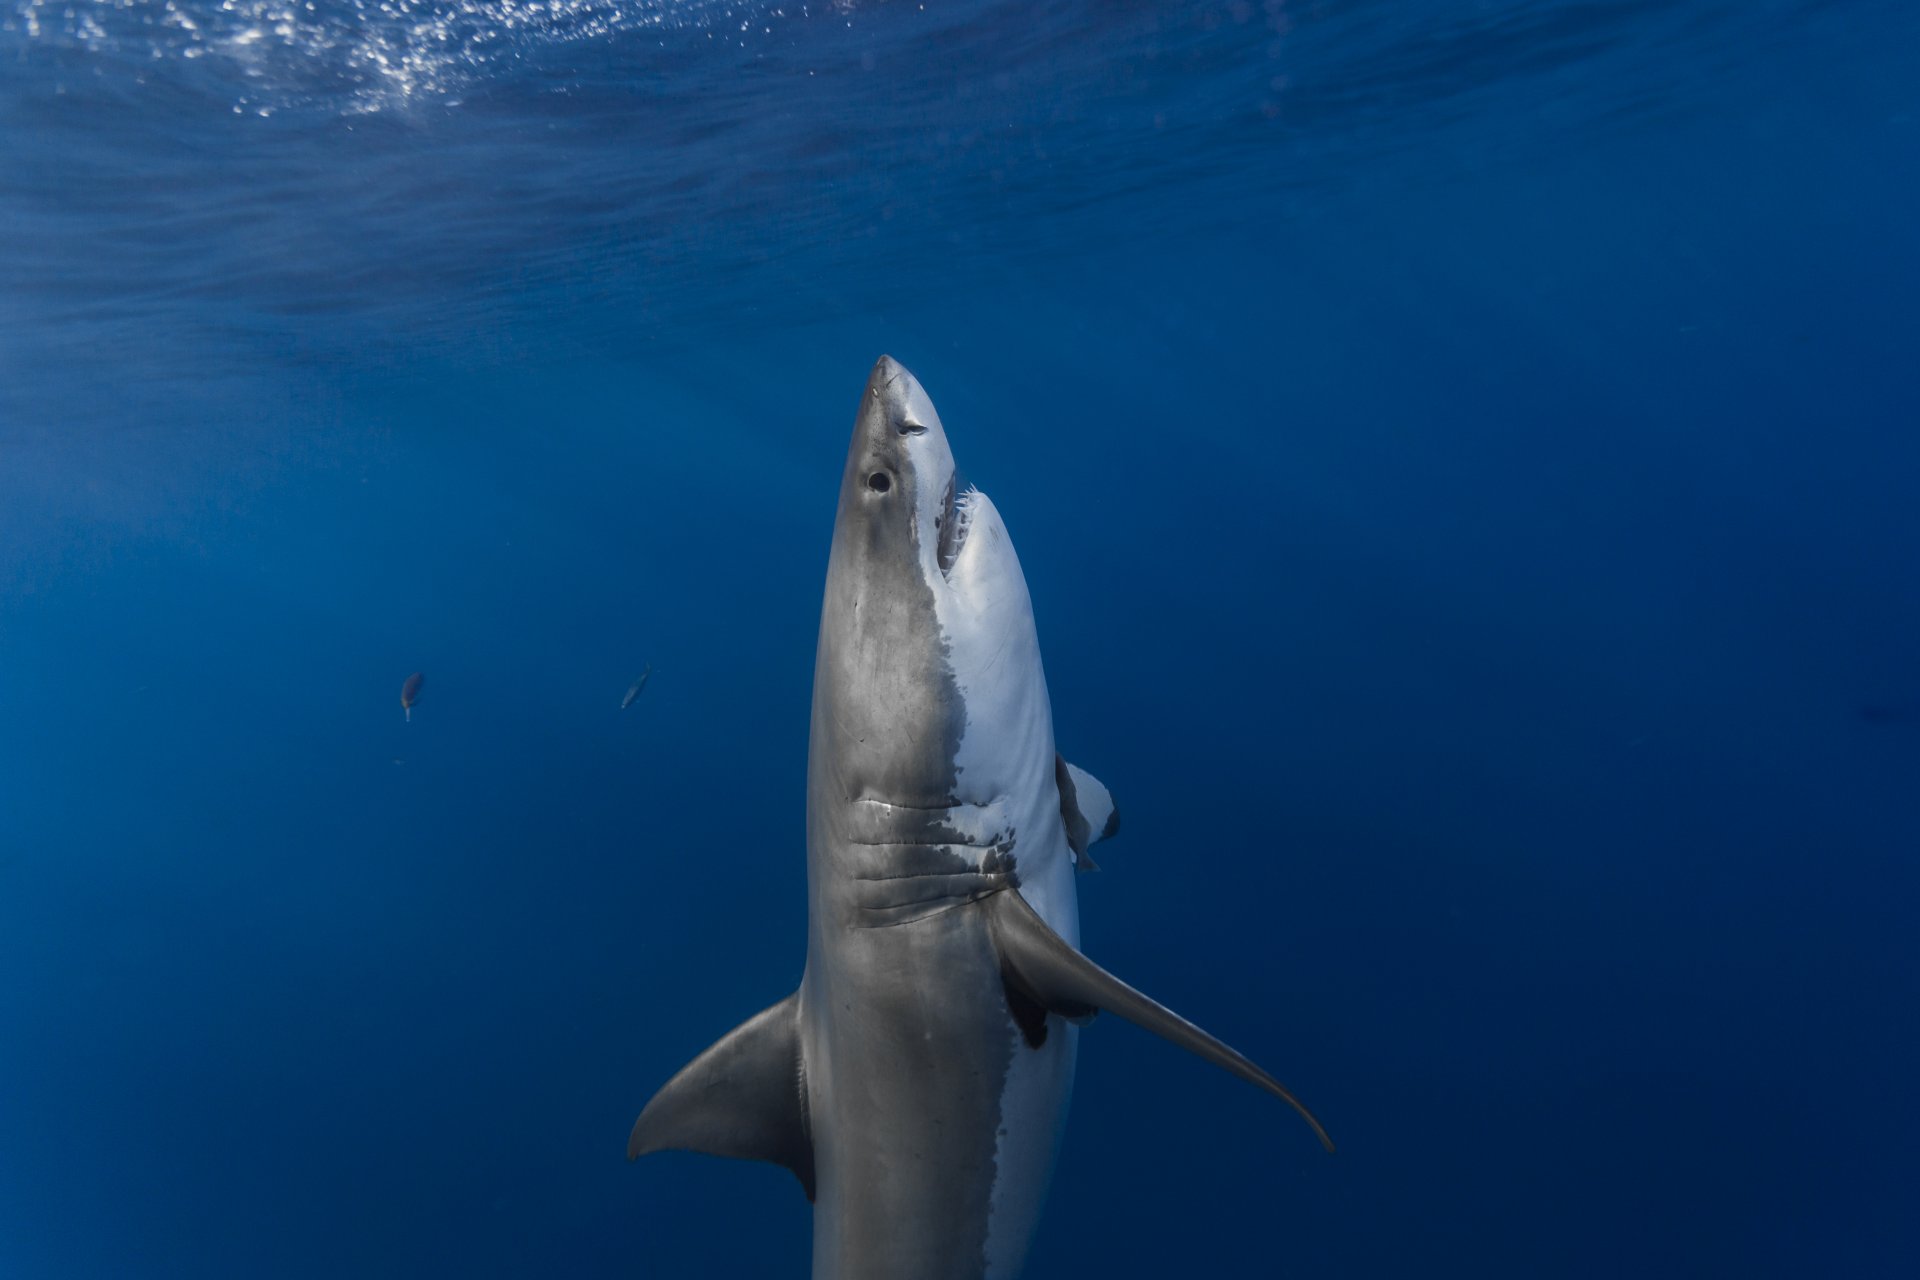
[629,357,1330,1278]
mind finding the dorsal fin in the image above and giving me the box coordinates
[627,991,816,1199]
[1055,754,1119,871]
[986,888,1335,1153]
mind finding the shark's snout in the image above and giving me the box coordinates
[864,355,935,438]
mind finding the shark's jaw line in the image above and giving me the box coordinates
[936,478,978,581]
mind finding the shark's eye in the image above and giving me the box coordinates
[866,471,892,493]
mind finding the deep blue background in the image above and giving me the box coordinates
[3,2,1917,1275]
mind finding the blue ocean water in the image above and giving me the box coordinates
[3,0,1918,1274]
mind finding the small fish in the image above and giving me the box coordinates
[401,672,425,722]
[621,665,653,710]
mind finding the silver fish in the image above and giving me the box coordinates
[621,665,652,710]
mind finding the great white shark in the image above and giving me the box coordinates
[628,356,1332,1278]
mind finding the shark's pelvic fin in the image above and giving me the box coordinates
[986,888,1335,1153]
[1055,754,1119,872]
[627,991,816,1199]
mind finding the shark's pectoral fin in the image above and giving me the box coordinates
[626,991,816,1199]
[986,889,1335,1153]
[1055,754,1119,872]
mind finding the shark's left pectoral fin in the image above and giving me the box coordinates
[986,889,1335,1153]
[1055,754,1119,872]
[627,991,817,1199]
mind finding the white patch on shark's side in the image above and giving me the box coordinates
[983,1018,1078,1278]
[913,478,1084,1275]
[928,488,1077,938]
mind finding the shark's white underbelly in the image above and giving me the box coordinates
[983,836,1081,1278]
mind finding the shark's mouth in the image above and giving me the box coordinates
[935,475,976,579]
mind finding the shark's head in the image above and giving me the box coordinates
[811,356,1052,813]
[838,354,967,589]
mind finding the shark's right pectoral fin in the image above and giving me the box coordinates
[627,990,816,1200]
[986,889,1335,1153]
